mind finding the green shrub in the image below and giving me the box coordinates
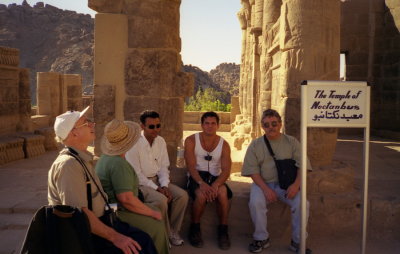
[185,88,231,112]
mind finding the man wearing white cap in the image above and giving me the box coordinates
[48,106,156,254]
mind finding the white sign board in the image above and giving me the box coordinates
[300,80,371,254]
[303,81,369,127]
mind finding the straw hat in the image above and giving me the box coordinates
[101,119,141,156]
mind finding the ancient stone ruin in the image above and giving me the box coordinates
[0,45,86,164]
[89,0,193,165]
[0,46,44,164]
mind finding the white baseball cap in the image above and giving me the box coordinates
[54,106,90,140]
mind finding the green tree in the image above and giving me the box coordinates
[184,88,231,112]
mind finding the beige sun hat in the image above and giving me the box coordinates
[101,119,141,156]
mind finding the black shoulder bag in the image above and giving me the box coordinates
[263,136,298,190]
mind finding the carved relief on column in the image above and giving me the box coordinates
[278,0,341,167]
[63,74,83,111]
[0,47,19,67]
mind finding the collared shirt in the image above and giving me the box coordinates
[125,133,170,190]
[48,147,106,217]
[241,134,312,183]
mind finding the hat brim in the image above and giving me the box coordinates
[79,106,90,119]
[100,121,141,156]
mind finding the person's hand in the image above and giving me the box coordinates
[286,182,300,199]
[111,232,142,254]
[210,182,220,200]
[159,186,172,202]
[263,187,277,203]
[199,182,215,202]
[151,210,162,220]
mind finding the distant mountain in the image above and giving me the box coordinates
[183,63,240,103]
[0,1,94,104]
[210,63,240,97]
[0,2,240,105]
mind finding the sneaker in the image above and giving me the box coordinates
[248,238,270,253]
[188,223,203,248]
[169,231,184,246]
[289,240,312,254]
[217,224,231,250]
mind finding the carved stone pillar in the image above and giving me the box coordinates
[90,0,193,165]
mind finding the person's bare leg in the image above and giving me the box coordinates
[216,185,231,250]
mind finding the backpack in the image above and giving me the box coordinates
[20,205,94,254]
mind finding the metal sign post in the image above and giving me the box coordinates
[300,80,371,254]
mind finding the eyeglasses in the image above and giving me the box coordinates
[262,121,279,128]
[147,124,161,129]
[204,154,212,161]
[74,119,95,129]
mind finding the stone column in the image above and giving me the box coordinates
[93,13,128,155]
[278,0,341,166]
[36,72,62,125]
[90,0,193,163]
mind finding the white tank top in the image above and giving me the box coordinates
[194,133,224,176]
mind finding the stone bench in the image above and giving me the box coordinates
[13,133,46,158]
[0,137,24,165]
[34,127,58,151]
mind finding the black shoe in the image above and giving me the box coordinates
[217,224,231,250]
[248,238,270,253]
[289,240,312,254]
[188,223,203,248]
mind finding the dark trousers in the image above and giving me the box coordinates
[92,219,158,254]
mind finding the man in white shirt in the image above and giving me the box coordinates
[126,110,188,247]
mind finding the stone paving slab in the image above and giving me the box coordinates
[0,229,26,254]
[0,214,31,230]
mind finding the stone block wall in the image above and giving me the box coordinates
[36,72,83,126]
[183,111,232,132]
[90,0,194,165]
[341,0,400,134]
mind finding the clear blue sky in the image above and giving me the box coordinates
[2,0,242,71]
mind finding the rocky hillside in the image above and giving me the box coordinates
[183,63,240,103]
[0,1,94,104]
[210,63,240,96]
[0,2,239,105]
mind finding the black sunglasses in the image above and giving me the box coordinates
[262,121,279,128]
[147,124,161,129]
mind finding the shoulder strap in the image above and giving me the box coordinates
[67,147,111,211]
[263,135,277,160]
[66,148,92,211]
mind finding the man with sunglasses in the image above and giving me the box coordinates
[241,109,312,253]
[126,110,188,247]
[184,111,232,250]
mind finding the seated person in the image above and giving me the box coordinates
[126,110,188,246]
[242,109,312,253]
[96,119,169,254]
[48,107,156,254]
[184,111,232,250]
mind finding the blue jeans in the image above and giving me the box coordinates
[248,182,309,243]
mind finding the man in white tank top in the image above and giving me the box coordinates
[184,111,232,250]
